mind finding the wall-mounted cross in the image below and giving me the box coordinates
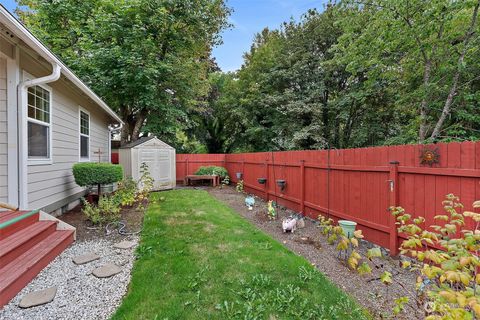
[93,148,104,163]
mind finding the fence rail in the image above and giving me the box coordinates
[176,142,480,254]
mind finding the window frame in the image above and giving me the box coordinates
[25,72,53,166]
[79,107,91,162]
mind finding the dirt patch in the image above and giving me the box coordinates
[60,202,145,242]
[164,217,190,226]
[207,186,421,320]
[203,222,216,233]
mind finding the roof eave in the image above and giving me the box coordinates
[0,5,124,125]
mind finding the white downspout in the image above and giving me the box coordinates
[18,63,61,210]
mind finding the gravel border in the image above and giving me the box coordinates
[0,237,138,320]
[208,186,423,320]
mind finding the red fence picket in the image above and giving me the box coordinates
[176,142,480,254]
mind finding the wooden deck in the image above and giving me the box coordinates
[0,210,75,307]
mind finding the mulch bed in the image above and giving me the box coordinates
[207,185,423,320]
[60,202,145,242]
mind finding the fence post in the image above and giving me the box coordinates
[242,159,245,183]
[300,160,305,215]
[265,160,269,200]
[186,158,189,176]
[388,160,400,256]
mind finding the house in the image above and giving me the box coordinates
[0,5,123,213]
[0,5,123,307]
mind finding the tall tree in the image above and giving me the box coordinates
[17,0,230,144]
[336,0,480,142]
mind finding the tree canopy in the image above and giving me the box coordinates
[17,0,480,152]
[17,0,231,145]
[186,1,480,152]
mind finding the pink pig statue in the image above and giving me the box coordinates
[282,217,297,233]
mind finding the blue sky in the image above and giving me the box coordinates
[1,0,328,71]
[214,0,328,71]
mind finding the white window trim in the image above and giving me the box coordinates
[24,71,53,166]
[79,107,91,162]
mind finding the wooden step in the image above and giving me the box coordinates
[0,211,22,224]
[0,230,74,307]
[0,221,58,269]
[0,211,39,240]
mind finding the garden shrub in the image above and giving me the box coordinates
[73,162,123,195]
[82,194,121,225]
[114,177,138,206]
[195,166,230,184]
[195,166,229,179]
[81,198,102,225]
[391,194,480,319]
[98,194,121,222]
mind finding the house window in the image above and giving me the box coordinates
[27,85,51,159]
[80,110,90,160]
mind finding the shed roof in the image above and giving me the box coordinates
[120,136,174,149]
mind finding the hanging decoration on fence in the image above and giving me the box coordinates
[420,147,440,166]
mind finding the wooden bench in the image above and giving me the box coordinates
[184,175,220,187]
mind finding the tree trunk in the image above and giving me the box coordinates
[120,123,130,146]
[322,89,330,146]
[418,60,432,142]
[131,110,147,142]
[430,0,480,140]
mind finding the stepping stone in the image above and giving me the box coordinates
[72,253,100,265]
[92,263,122,278]
[113,240,136,249]
[19,287,57,308]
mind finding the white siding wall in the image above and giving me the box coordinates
[20,52,112,211]
[0,57,7,203]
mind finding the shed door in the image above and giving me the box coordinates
[138,149,172,190]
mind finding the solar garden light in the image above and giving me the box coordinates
[236,172,243,179]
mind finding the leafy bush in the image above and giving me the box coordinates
[195,166,229,179]
[98,194,121,222]
[73,162,123,195]
[81,198,102,225]
[392,194,480,319]
[236,180,244,192]
[114,177,138,206]
[82,194,121,225]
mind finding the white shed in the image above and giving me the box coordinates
[119,136,176,190]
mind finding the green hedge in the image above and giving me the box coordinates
[73,162,123,187]
[195,166,229,179]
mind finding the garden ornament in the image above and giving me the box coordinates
[267,200,276,219]
[245,195,255,210]
[282,216,297,233]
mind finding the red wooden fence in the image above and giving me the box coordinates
[176,142,480,254]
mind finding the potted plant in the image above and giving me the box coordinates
[257,177,267,184]
[276,179,286,191]
[338,220,357,238]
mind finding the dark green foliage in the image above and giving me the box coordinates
[186,2,480,152]
[72,163,123,187]
[194,166,229,179]
[18,0,231,145]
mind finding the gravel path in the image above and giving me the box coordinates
[208,186,423,320]
[0,237,138,320]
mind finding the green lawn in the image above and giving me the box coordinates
[112,189,370,320]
